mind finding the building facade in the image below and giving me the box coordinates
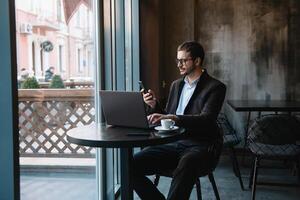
[16,0,94,81]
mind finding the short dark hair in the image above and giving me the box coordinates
[177,41,205,65]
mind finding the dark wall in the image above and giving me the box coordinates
[140,0,300,136]
[140,0,195,101]
[140,0,162,96]
[161,0,196,100]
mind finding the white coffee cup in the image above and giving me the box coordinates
[161,119,175,130]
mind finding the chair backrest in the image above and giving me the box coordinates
[217,113,241,146]
[217,113,235,135]
[248,114,300,145]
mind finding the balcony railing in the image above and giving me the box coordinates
[38,81,94,89]
[18,89,95,158]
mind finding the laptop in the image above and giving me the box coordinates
[99,90,155,129]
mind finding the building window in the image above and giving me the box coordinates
[76,10,81,27]
[87,50,91,76]
[86,9,90,33]
[40,49,44,76]
[58,45,63,72]
[32,42,36,75]
[57,0,62,21]
[77,48,82,72]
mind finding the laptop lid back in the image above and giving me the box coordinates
[99,91,150,128]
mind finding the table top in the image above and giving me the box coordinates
[227,100,300,112]
[66,124,185,148]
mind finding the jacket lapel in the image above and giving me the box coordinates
[170,78,184,114]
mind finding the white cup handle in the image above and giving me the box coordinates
[170,120,175,128]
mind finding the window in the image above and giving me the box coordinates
[87,50,92,76]
[31,42,36,75]
[77,48,83,73]
[14,0,140,199]
[40,49,44,76]
[0,0,19,198]
[101,0,140,198]
[56,0,62,21]
[16,1,98,199]
[58,45,64,72]
[76,10,81,27]
[86,8,90,33]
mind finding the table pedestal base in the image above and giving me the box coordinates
[120,148,133,199]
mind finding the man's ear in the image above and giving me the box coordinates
[195,57,201,66]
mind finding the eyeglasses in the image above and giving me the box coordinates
[175,58,194,66]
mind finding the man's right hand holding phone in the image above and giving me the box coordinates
[142,89,157,108]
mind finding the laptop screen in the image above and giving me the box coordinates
[99,91,151,129]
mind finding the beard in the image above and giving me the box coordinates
[180,65,197,76]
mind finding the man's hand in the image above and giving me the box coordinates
[147,113,179,125]
[142,89,157,108]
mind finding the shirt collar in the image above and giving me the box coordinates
[183,69,204,86]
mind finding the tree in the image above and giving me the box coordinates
[49,75,65,88]
[21,77,40,89]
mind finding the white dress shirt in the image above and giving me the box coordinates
[176,76,200,115]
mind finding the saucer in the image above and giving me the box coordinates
[154,126,179,131]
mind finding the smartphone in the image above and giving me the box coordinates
[138,81,147,94]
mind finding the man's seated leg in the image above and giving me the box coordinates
[132,143,180,200]
[167,143,210,200]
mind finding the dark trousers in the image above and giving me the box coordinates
[132,141,211,200]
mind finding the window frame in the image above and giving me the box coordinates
[98,0,140,199]
[0,0,140,199]
[0,0,20,199]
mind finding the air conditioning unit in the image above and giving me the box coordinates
[20,23,33,34]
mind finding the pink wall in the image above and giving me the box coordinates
[16,4,92,80]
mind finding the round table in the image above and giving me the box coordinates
[66,123,185,200]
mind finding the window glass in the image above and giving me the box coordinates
[16,1,97,199]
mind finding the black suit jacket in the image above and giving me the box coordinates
[153,70,226,143]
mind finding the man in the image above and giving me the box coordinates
[132,41,226,200]
[18,68,30,88]
[45,66,55,82]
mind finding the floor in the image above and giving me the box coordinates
[20,155,300,200]
[151,157,300,200]
[20,171,97,200]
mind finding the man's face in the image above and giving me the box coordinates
[176,50,196,76]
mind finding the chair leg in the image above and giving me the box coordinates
[208,173,220,200]
[248,156,255,188]
[251,157,260,200]
[154,175,160,186]
[195,178,202,200]
[230,153,238,176]
[229,147,244,190]
[297,156,300,184]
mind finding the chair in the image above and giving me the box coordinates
[153,131,223,200]
[247,114,300,200]
[217,113,244,190]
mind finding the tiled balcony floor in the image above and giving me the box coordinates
[21,170,97,200]
[21,155,300,200]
